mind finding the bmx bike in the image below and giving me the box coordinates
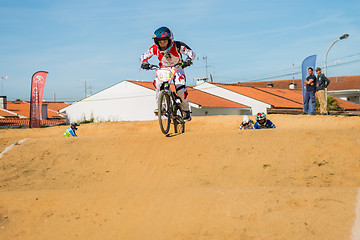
[150,63,188,135]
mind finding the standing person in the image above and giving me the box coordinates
[315,67,330,115]
[303,67,317,115]
[63,123,79,137]
[140,26,196,121]
[239,115,254,130]
[252,112,276,129]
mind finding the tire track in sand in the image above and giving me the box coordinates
[0,139,29,159]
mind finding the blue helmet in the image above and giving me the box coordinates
[152,26,174,54]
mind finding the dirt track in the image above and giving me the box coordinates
[0,115,360,240]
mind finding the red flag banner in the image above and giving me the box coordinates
[29,71,48,128]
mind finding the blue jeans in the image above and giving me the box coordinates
[303,90,316,114]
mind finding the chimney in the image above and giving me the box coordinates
[41,104,48,120]
[289,83,297,89]
[0,96,7,109]
[196,77,208,86]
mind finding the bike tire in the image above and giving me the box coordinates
[158,90,171,135]
[173,105,185,134]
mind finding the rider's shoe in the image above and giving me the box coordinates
[154,109,158,115]
[183,111,191,121]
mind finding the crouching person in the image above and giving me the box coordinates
[239,115,254,130]
[63,123,79,137]
[252,112,276,129]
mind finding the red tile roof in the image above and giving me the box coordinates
[0,109,18,118]
[256,88,303,104]
[212,82,360,111]
[333,97,360,110]
[0,101,69,126]
[129,80,360,112]
[327,76,360,91]
[45,102,71,111]
[129,80,250,109]
[0,119,65,127]
[187,88,249,108]
[213,83,303,109]
[236,75,360,91]
[5,101,30,117]
[1,101,69,118]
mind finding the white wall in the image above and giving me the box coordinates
[328,90,360,105]
[62,81,158,123]
[191,107,251,116]
[194,82,271,114]
[61,80,259,123]
[347,96,360,104]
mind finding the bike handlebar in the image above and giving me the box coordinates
[148,62,189,70]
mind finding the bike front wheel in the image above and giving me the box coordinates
[173,105,185,134]
[158,90,171,135]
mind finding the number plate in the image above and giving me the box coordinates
[155,68,176,82]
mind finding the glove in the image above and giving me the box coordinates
[182,58,193,67]
[141,61,151,70]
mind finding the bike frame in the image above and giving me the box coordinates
[153,64,185,134]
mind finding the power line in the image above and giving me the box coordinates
[217,57,360,83]
[45,54,360,102]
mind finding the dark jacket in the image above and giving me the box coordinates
[305,74,317,91]
[316,73,330,91]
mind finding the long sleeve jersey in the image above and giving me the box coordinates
[239,120,255,130]
[63,127,77,137]
[252,120,276,129]
[141,41,196,68]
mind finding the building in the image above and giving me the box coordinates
[131,81,251,117]
[194,81,360,115]
[0,96,69,127]
[60,78,360,123]
[236,75,360,104]
[59,80,251,123]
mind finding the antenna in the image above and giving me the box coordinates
[80,79,95,98]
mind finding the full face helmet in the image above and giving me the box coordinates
[256,112,267,126]
[152,26,174,54]
[242,115,250,125]
[71,122,79,130]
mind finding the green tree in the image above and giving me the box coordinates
[316,95,343,111]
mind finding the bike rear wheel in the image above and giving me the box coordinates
[158,90,171,135]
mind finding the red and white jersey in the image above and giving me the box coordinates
[141,41,196,67]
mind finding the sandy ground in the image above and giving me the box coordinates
[0,114,359,240]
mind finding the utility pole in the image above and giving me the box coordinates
[1,76,8,96]
[324,34,349,101]
[203,56,208,79]
[89,81,92,95]
[139,58,141,81]
[82,79,94,98]
[85,80,87,97]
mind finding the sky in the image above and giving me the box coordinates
[1,0,360,102]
